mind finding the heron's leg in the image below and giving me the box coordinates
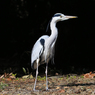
[45,63,48,90]
[44,51,49,90]
[33,59,39,91]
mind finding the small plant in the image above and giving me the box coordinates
[59,77,63,80]
[12,73,17,77]
[70,76,73,79]
[0,82,8,90]
[1,78,4,81]
[73,76,76,78]
[66,75,69,79]
[16,77,19,80]
[15,85,20,88]
[22,67,26,74]
[37,76,46,81]
[22,67,29,74]
[81,75,84,78]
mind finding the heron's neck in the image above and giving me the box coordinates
[50,21,58,35]
[47,21,58,46]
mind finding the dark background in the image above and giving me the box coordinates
[0,0,95,75]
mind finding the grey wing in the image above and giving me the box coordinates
[31,35,49,68]
[31,40,43,66]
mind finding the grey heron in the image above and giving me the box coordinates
[31,13,77,91]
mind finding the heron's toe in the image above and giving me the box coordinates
[46,87,49,91]
[33,89,39,92]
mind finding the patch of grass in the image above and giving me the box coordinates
[1,78,4,81]
[70,76,73,79]
[37,76,46,81]
[15,84,21,88]
[66,75,69,79]
[81,75,84,78]
[22,67,30,75]
[0,82,8,90]
[73,76,76,78]
[12,73,17,77]
[22,67,26,74]
[58,77,64,80]
[16,77,19,80]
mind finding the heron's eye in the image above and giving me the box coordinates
[60,15,62,18]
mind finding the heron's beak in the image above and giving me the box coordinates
[65,16,78,19]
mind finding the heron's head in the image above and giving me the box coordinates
[46,13,77,32]
[52,13,77,23]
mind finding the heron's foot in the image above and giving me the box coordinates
[33,88,39,92]
[46,87,49,91]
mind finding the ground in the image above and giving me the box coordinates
[0,73,95,95]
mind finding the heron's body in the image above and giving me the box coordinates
[31,35,51,69]
[31,13,77,91]
[31,19,58,70]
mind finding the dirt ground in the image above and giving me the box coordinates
[0,74,95,95]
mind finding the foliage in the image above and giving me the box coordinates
[37,76,46,81]
[22,67,26,74]
[12,73,17,77]
[0,82,8,90]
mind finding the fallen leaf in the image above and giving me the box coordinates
[84,72,95,78]
[64,86,69,89]
[4,73,7,77]
[22,75,29,79]
[56,86,60,89]
[10,75,16,79]
[29,75,33,79]
[27,87,32,90]
[59,89,65,93]
[51,93,55,95]
[55,73,59,76]
[43,84,46,86]
[36,86,39,88]
[0,75,4,79]
[5,78,12,81]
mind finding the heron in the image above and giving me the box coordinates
[31,13,77,91]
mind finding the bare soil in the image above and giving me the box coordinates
[0,74,95,95]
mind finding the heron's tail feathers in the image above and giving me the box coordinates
[31,61,40,70]
[51,57,55,64]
